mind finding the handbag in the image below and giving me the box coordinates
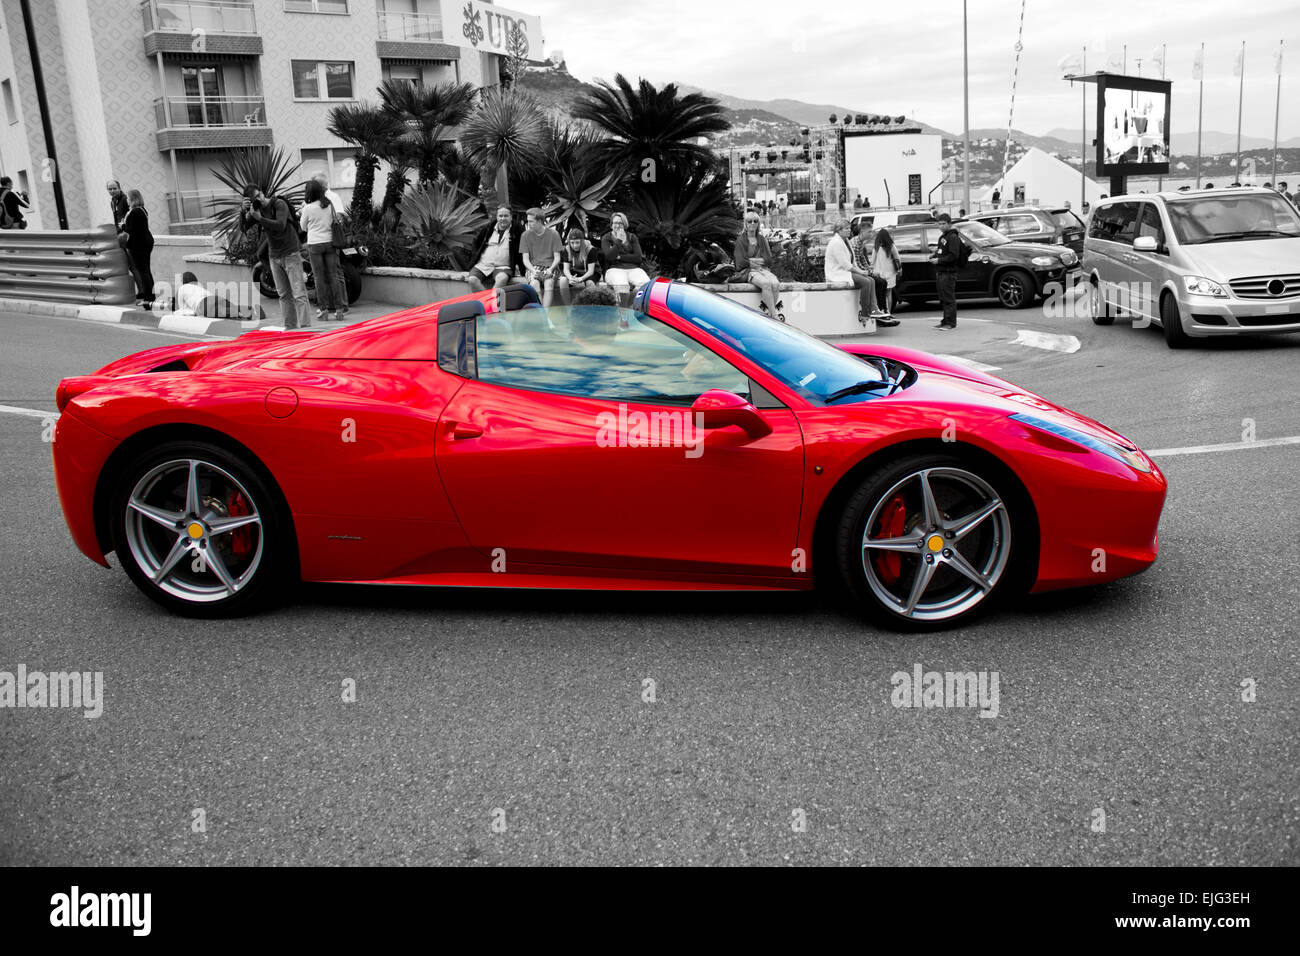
[329,206,346,249]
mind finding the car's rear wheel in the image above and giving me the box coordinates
[1160,292,1192,349]
[997,269,1035,309]
[836,454,1024,630]
[109,440,292,617]
[1089,278,1114,325]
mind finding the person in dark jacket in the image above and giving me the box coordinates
[240,183,308,329]
[467,206,523,291]
[929,213,962,329]
[107,180,129,231]
[0,176,30,229]
[600,212,650,305]
[120,189,156,305]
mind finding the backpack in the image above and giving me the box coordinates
[954,233,972,267]
[0,189,13,229]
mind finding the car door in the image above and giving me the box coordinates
[893,227,933,299]
[1088,201,1140,314]
[1129,202,1168,324]
[435,310,805,579]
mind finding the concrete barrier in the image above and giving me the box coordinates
[0,225,135,305]
[697,281,863,336]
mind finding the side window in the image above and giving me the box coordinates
[893,230,925,254]
[1112,203,1141,242]
[1089,202,1138,242]
[1136,204,1166,246]
[978,216,1001,232]
[1002,214,1040,235]
[473,308,750,406]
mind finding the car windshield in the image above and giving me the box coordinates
[955,221,1011,246]
[664,283,892,405]
[1165,193,1300,244]
[1052,210,1084,230]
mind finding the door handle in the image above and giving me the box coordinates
[450,423,483,440]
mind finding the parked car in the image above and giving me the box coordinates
[852,209,935,234]
[51,280,1165,629]
[967,205,1087,255]
[1083,187,1300,348]
[889,220,1080,309]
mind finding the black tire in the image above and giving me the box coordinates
[256,266,279,301]
[996,269,1035,309]
[342,261,363,305]
[108,440,294,618]
[1161,292,1192,349]
[1089,278,1114,325]
[835,453,1028,631]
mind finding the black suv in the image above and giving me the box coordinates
[966,205,1086,255]
[889,220,1081,309]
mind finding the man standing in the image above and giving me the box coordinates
[239,184,309,329]
[930,213,961,330]
[467,207,517,292]
[107,180,129,230]
[312,172,348,318]
[520,207,561,307]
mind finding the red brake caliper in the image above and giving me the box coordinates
[873,495,908,585]
[227,491,253,561]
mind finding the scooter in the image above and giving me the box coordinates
[252,236,366,306]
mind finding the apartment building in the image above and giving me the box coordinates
[0,0,534,233]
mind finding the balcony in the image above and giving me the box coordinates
[142,0,263,56]
[154,96,273,151]
[376,11,460,61]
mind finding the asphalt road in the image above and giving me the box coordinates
[1,302,1297,866]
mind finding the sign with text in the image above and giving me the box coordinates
[439,1,543,59]
[908,174,922,206]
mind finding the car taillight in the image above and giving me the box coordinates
[55,376,111,412]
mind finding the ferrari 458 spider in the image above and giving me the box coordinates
[52,280,1166,629]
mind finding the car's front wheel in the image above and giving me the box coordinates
[1161,292,1192,349]
[997,269,1035,309]
[836,454,1025,630]
[1089,278,1115,325]
[109,440,293,617]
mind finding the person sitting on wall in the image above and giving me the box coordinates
[467,206,521,292]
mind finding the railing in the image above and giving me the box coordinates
[0,226,136,305]
[142,0,257,35]
[154,95,267,130]
[166,190,223,224]
[377,11,443,41]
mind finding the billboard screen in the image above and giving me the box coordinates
[1096,74,1172,176]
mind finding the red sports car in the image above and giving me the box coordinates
[52,280,1166,629]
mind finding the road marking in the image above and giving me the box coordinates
[1146,435,1300,458]
[0,404,55,420]
[1013,329,1081,353]
[935,354,1002,372]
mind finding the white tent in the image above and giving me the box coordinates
[978,147,1105,209]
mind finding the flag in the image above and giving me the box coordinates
[1192,47,1204,80]
[1104,47,1125,73]
[1151,46,1165,76]
[1274,42,1284,75]
[1233,44,1244,78]
[1058,51,1083,75]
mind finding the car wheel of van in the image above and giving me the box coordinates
[997,269,1034,309]
[835,454,1025,631]
[1160,292,1192,349]
[1089,278,1114,325]
[109,440,293,618]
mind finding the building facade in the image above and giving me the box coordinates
[0,0,515,233]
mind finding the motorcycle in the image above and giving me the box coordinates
[252,237,366,307]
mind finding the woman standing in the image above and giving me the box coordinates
[600,213,650,306]
[120,189,155,305]
[300,180,342,321]
[870,227,903,319]
[733,212,782,320]
[0,176,30,229]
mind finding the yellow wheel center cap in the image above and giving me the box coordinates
[927,534,944,552]
[187,522,205,539]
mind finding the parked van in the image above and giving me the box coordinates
[1083,187,1300,348]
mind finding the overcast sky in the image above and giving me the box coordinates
[524,0,1299,141]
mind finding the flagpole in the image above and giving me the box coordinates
[962,0,970,214]
[1235,41,1245,183]
[1273,41,1284,185]
[1158,44,1166,191]
[1196,43,1204,188]
[1081,46,1087,211]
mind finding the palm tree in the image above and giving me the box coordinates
[459,87,545,210]
[537,124,619,234]
[378,80,477,188]
[326,103,401,223]
[398,183,490,269]
[572,74,730,178]
[208,146,305,250]
[619,158,742,277]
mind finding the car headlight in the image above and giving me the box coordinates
[1060,251,1078,266]
[1183,275,1226,297]
[1010,412,1151,473]
[1030,256,1057,268]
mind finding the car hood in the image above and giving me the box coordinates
[1177,235,1300,281]
[986,240,1074,259]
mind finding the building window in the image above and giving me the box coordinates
[381,64,423,88]
[301,148,358,194]
[2,79,15,125]
[292,61,354,100]
[284,0,349,13]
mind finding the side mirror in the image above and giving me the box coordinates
[691,389,772,439]
[1133,235,1159,252]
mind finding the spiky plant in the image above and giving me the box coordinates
[572,74,730,178]
[326,103,402,223]
[397,183,490,270]
[620,158,742,277]
[379,80,478,188]
[207,146,305,246]
[458,87,546,208]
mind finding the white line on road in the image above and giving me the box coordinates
[1013,329,1081,353]
[1146,435,1300,458]
[934,354,1002,372]
[0,404,55,420]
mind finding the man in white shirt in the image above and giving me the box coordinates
[468,206,517,291]
[825,219,884,327]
